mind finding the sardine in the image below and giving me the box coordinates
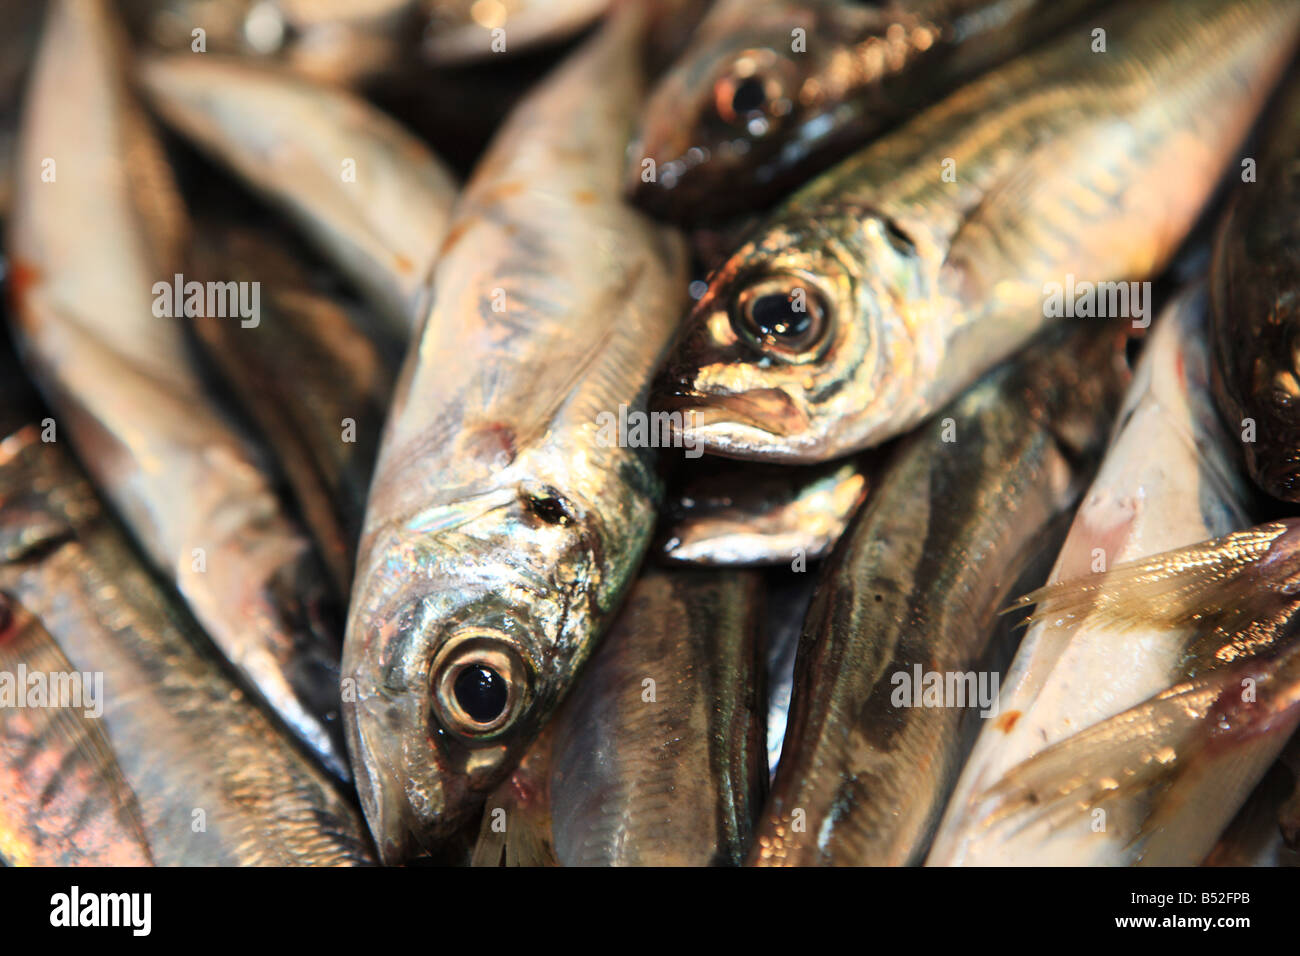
[421,0,608,64]
[547,568,765,865]
[188,219,394,595]
[0,424,373,865]
[631,0,1103,221]
[658,455,869,565]
[657,0,1300,463]
[140,53,459,338]
[928,288,1260,865]
[1210,69,1300,501]
[473,568,766,866]
[751,323,1129,866]
[344,7,688,862]
[0,595,154,866]
[7,0,349,779]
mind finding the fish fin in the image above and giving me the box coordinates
[1003,522,1299,638]
[0,594,154,865]
[970,641,1300,857]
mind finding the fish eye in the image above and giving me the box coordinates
[732,274,832,361]
[523,491,574,526]
[430,634,530,738]
[712,54,790,129]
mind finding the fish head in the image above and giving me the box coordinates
[656,210,926,461]
[344,478,626,862]
[627,9,845,217]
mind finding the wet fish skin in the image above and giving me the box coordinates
[928,288,1259,866]
[421,0,609,64]
[657,0,1300,463]
[188,220,393,595]
[547,569,766,866]
[7,0,348,779]
[472,569,766,866]
[344,8,689,863]
[121,0,422,85]
[140,53,459,338]
[1204,731,1300,867]
[631,0,1102,221]
[0,426,373,866]
[658,454,869,565]
[762,568,816,779]
[751,324,1129,866]
[1210,71,1300,502]
[0,594,154,867]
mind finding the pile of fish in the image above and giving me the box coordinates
[2,0,1300,867]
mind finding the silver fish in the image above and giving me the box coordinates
[344,6,689,862]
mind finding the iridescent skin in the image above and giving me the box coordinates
[8,0,348,779]
[630,0,1102,221]
[1211,71,1300,502]
[0,426,373,866]
[472,569,767,866]
[344,9,688,862]
[0,597,154,867]
[657,0,1300,463]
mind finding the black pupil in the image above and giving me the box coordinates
[751,291,813,340]
[731,77,766,116]
[528,495,570,525]
[454,664,508,724]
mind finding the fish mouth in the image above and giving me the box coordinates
[657,385,810,447]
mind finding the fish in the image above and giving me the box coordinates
[1210,69,1300,502]
[0,423,374,865]
[187,219,394,595]
[0,595,154,866]
[473,568,766,866]
[421,0,608,64]
[658,454,869,565]
[928,287,1261,866]
[343,6,689,863]
[656,0,1300,463]
[1204,731,1300,867]
[7,0,349,779]
[139,52,459,338]
[750,323,1130,866]
[121,0,422,86]
[547,568,765,865]
[630,0,1104,221]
